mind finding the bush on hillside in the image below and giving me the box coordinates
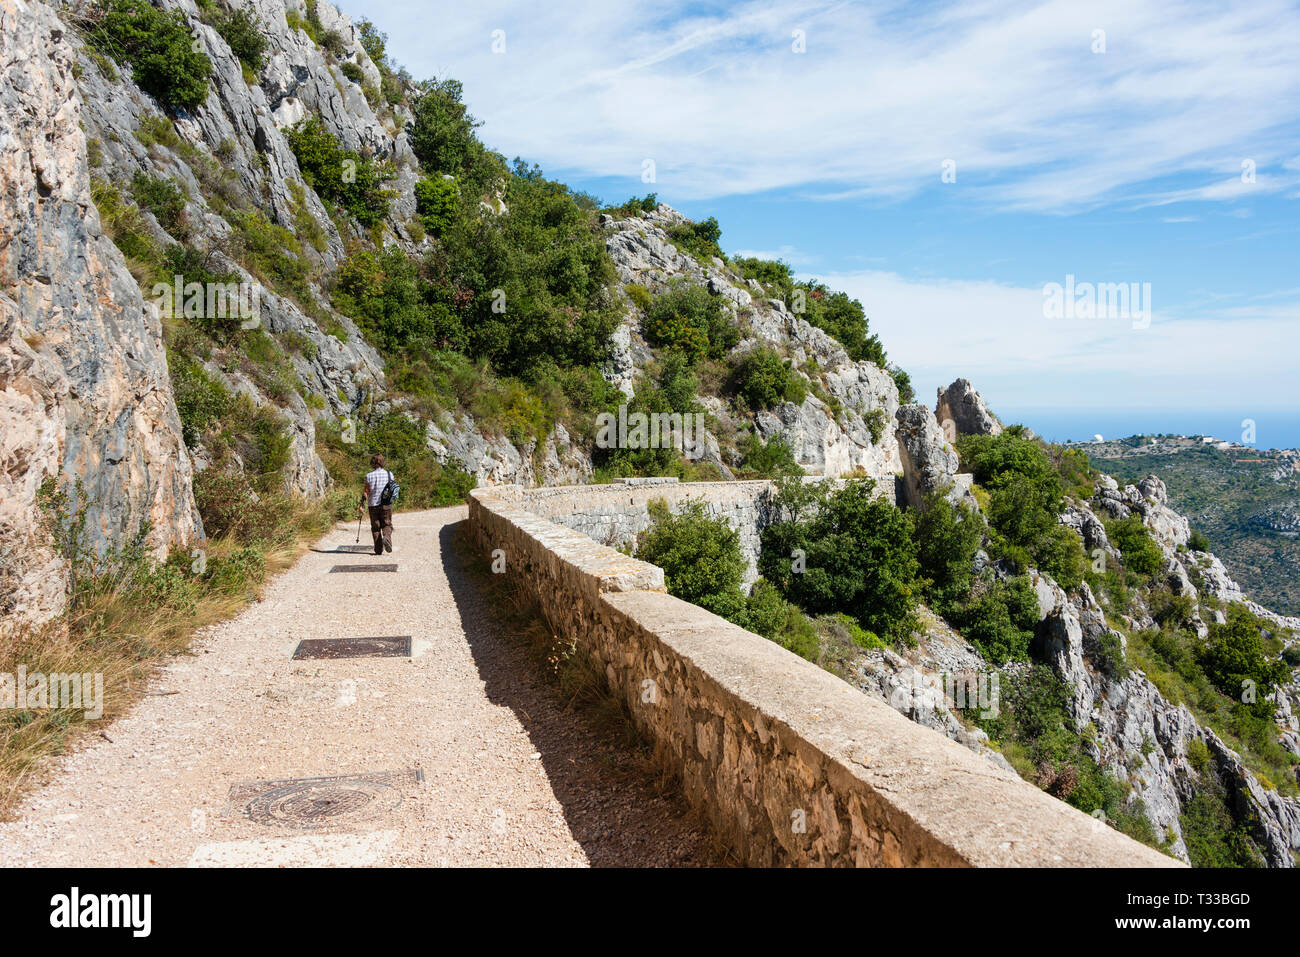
[636,501,747,621]
[408,78,498,194]
[414,176,458,236]
[204,3,266,73]
[1199,605,1288,707]
[86,0,213,110]
[1107,515,1165,577]
[286,117,393,226]
[913,493,986,611]
[758,479,920,643]
[131,172,187,236]
[728,347,806,411]
[950,574,1040,664]
[642,284,737,362]
[667,217,724,262]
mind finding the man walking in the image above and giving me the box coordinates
[361,453,395,555]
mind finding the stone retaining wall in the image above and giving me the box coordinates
[467,483,1181,868]
[504,476,893,584]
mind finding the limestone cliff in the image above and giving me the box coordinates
[1,0,201,630]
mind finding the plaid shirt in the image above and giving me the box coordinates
[364,468,392,507]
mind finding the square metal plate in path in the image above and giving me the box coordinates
[292,636,412,660]
[329,563,397,573]
[227,769,424,830]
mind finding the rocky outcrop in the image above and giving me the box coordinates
[1094,474,1190,548]
[603,207,902,482]
[893,403,975,510]
[851,612,1014,773]
[1,0,201,630]
[936,377,1002,438]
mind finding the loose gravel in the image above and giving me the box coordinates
[0,507,714,867]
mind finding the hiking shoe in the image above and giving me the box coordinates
[383,537,392,553]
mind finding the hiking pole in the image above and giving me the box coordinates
[355,505,363,544]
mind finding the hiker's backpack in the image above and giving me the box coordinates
[380,470,400,506]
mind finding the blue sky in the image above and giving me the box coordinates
[352,0,1300,438]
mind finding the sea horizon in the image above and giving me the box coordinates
[993,407,1300,451]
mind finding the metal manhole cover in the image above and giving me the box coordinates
[228,770,423,830]
[292,636,412,660]
[329,563,397,573]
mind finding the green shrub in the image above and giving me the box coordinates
[891,367,915,404]
[606,194,658,218]
[158,245,246,344]
[1189,529,1212,553]
[131,173,187,235]
[866,408,887,444]
[408,77,495,192]
[226,208,311,306]
[740,578,788,638]
[332,243,437,351]
[1107,515,1165,577]
[951,574,1040,664]
[210,6,266,72]
[1048,445,1097,500]
[340,61,365,85]
[286,116,393,226]
[733,256,794,289]
[355,18,387,65]
[729,347,805,411]
[134,113,181,149]
[637,500,747,622]
[413,176,458,236]
[89,177,158,267]
[170,355,231,446]
[284,9,315,41]
[736,433,803,479]
[666,216,725,262]
[203,546,267,595]
[1036,523,1088,590]
[192,469,289,544]
[1091,628,1129,677]
[1199,604,1288,705]
[1180,779,1266,868]
[626,283,653,311]
[85,0,212,110]
[957,429,1093,584]
[914,493,986,611]
[425,160,620,379]
[758,478,920,643]
[319,30,346,58]
[643,283,737,362]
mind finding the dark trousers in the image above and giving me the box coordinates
[368,505,393,554]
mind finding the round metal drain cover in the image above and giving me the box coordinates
[231,772,415,829]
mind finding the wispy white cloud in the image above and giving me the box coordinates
[372,0,1300,210]
[810,268,1299,409]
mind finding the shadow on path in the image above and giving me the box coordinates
[439,520,718,867]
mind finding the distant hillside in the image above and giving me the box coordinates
[1083,436,1300,615]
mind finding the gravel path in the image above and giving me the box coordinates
[0,508,714,867]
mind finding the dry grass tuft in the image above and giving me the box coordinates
[0,490,346,817]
